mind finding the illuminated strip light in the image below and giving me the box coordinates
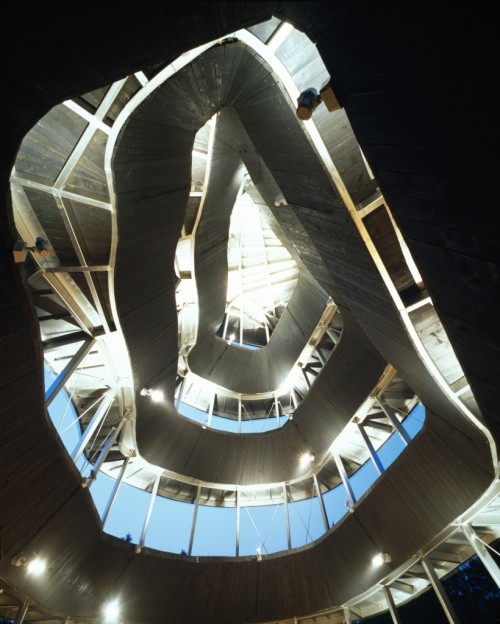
[234,28,499,474]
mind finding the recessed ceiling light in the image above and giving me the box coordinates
[140,387,164,403]
[27,557,46,576]
[372,553,391,567]
[103,599,120,621]
[299,452,314,466]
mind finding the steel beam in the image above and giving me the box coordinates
[462,524,500,588]
[274,394,280,425]
[357,422,384,475]
[85,417,125,485]
[332,449,356,507]
[421,557,460,624]
[236,489,240,557]
[71,387,116,464]
[45,337,95,407]
[188,485,201,556]
[206,393,215,428]
[101,450,133,527]
[15,600,30,624]
[377,397,411,446]
[283,484,291,549]
[390,580,415,595]
[43,331,93,352]
[175,376,185,410]
[137,473,161,552]
[313,473,330,531]
[382,585,402,624]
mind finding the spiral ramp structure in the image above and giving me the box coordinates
[0,3,498,623]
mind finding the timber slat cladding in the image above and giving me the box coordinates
[69,200,111,264]
[111,42,384,479]
[315,4,499,443]
[64,130,109,200]
[363,207,415,293]
[15,106,88,186]
[23,189,80,265]
[0,2,498,622]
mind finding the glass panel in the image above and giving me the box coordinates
[178,402,206,425]
[103,484,150,545]
[239,503,287,556]
[211,414,240,433]
[289,490,325,547]
[378,433,406,470]
[89,471,115,518]
[240,418,278,433]
[350,460,378,501]
[323,483,349,527]
[45,366,80,453]
[144,496,194,555]
[403,403,425,438]
[192,505,236,556]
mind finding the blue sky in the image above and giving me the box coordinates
[45,365,424,557]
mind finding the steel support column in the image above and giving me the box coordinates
[85,417,125,485]
[15,600,30,624]
[283,484,291,549]
[358,422,384,475]
[313,473,329,531]
[421,556,460,624]
[175,377,185,410]
[206,393,215,428]
[274,394,280,425]
[332,449,356,507]
[188,485,201,556]
[377,397,411,446]
[382,585,402,624]
[137,473,161,553]
[101,450,133,527]
[45,337,95,406]
[71,387,116,464]
[462,523,500,588]
[236,489,240,557]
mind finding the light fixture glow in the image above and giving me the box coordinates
[103,599,120,621]
[372,553,391,567]
[150,389,164,403]
[140,387,164,403]
[27,557,46,576]
[299,452,315,466]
